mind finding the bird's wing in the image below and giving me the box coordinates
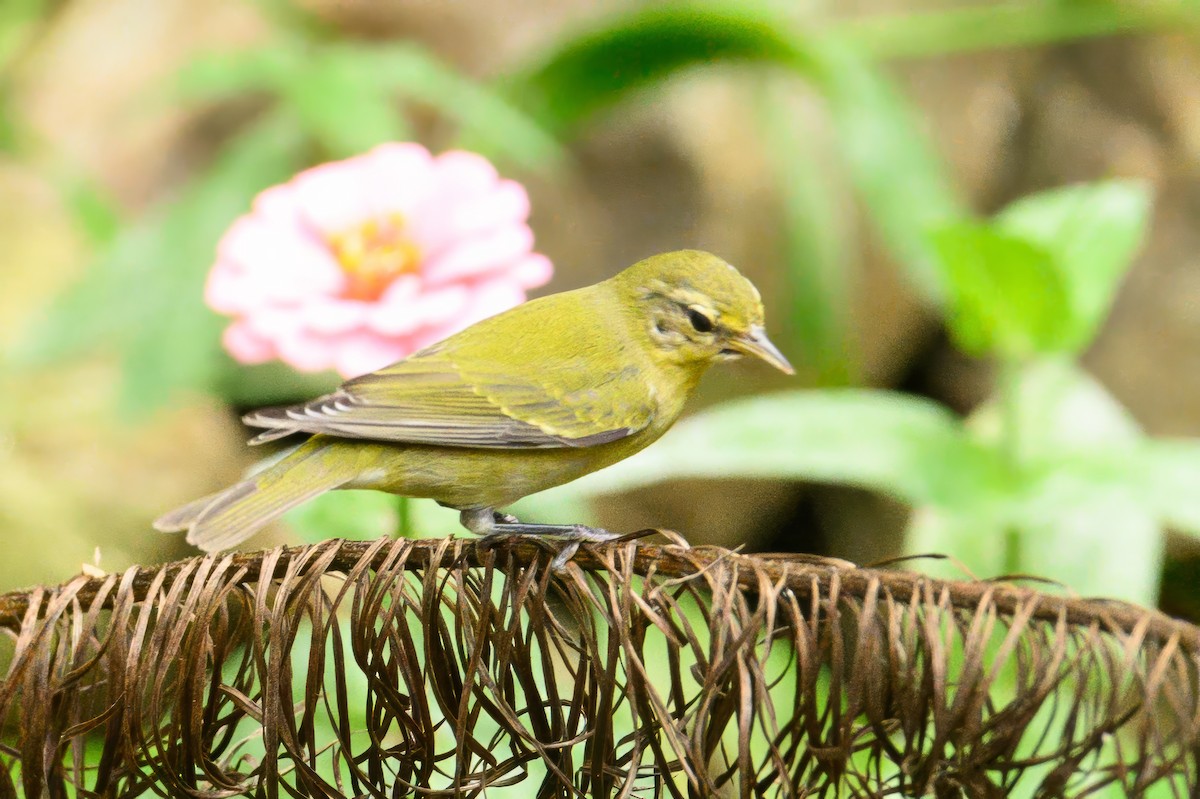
[243,351,655,449]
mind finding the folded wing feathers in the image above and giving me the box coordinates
[241,357,647,449]
[243,389,582,448]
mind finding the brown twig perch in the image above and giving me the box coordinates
[1,537,1198,797]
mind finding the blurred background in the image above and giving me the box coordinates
[2,0,1200,618]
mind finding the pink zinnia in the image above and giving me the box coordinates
[206,143,553,378]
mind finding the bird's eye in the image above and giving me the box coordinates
[687,308,715,333]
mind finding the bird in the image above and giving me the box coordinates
[155,249,793,560]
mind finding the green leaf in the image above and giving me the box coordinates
[501,3,815,138]
[1009,464,1161,604]
[1136,440,1200,539]
[279,48,412,158]
[0,0,45,72]
[14,113,306,412]
[843,2,1200,62]
[59,174,122,245]
[285,490,399,544]
[754,77,854,385]
[810,37,964,300]
[352,44,565,173]
[996,180,1151,353]
[501,6,962,300]
[173,46,293,102]
[959,360,1162,604]
[931,221,1070,358]
[532,390,1006,512]
[285,491,465,544]
[215,360,341,409]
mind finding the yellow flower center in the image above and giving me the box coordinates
[328,213,421,301]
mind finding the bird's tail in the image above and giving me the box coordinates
[153,439,354,552]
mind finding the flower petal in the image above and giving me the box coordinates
[291,158,376,236]
[274,327,342,373]
[207,144,554,378]
[432,150,500,199]
[421,226,535,284]
[206,260,253,314]
[363,142,436,217]
[411,278,528,351]
[216,216,344,302]
[367,285,470,336]
[222,321,277,364]
[251,182,304,224]
[408,179,531,258]
[332,331,411,378]
[305,298,370,334]
[505,253,553,290]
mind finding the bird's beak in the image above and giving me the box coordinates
[730,325,795,374]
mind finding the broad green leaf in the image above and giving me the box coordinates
[15,113,306,412]
[285,490,399,544]
[173,46,294,101]
[0,92,16,153]
[285,491,464,544]
[279,49,412,158]
[997,180,1151,353]
[904,507,1008,581]
[976,358,1142,456]
[1010,462,1161,604]
[754,76,854,385]
[59,174,122,245]
[406,497,471,539]
[843,2,1200,61]
[351,45,565,173]
[508,488,599,530]
[120,116,307,411]
[1136,440,1200,538]
[501,4,815,137]
[532,390,1006,512]
[811,36,963,300]
[214,360,341,409]
[0,0,44,72]
[963,360,1161,603]
[931,222,1069,358]
[501,5,961,299]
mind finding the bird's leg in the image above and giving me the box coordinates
[460,508,617,569]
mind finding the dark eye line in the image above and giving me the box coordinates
[686,307,715,334]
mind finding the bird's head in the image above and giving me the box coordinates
[614,250,794,375]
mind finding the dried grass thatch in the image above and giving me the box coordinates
[1,537,1198,797]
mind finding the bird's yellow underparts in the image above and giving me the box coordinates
[155,249,793,556]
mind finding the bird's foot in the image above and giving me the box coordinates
[461,508,617,570]
[484,522,618,544]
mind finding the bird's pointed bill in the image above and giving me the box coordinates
[730,325,794,374]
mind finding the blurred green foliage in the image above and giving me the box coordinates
[545,179,1200,606]
[8,1,1200,605]
[7,1,1200,794]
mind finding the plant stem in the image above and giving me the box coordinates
[395,496,412,539]
[1000,358,1024,575]
[842,1,1200,62]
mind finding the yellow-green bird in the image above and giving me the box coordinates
[155,250,792,557]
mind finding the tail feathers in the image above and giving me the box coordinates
[153,490,229,533]
[153,444,354,552]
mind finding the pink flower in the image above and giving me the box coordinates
[206,143,553,378]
